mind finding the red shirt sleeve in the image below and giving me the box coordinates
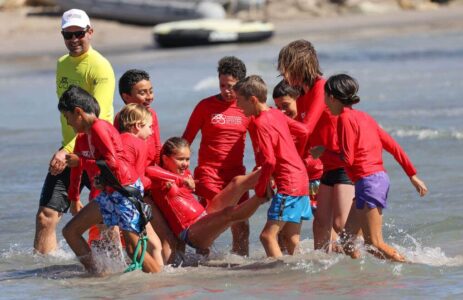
[68,135,85,202]
[298,78,326,136]
[378,127,417,177]
[91,121,124,183]
[68,158,83,202]
[147,108,161,165]
[145,165,185,187]
[182,101,204,144]
[252,127,276,198]
[286,115,309,157]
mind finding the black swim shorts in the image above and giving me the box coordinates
[320,168,353,187]
[39,167,90,213]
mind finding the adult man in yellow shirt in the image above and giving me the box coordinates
[34,9,115,254]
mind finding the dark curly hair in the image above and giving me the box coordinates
[217,56,246,80]
[118,69,150,99]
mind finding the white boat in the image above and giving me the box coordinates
[153,18,274,47]
[55,0,227,25]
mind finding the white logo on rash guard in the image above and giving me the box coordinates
[211,114,226,125]
[211,114,243,125]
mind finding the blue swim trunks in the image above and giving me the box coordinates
[95,179,144,234]
[268,193,312,223]
[355,171,390,209]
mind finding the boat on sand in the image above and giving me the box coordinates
[153,18,274,47]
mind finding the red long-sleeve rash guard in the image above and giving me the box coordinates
[295,77,332,177]
[114,107,161,166]
[296,77,327,136]
[146,166,205,236]
[68,133,100,202]
[249,108,309,198]
[182,95,249,169]
[89,119,135,186]
[120,133,151,190]
[310,107,346,172]
[336,107,417,183]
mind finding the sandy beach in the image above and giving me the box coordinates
[0,2,462,63]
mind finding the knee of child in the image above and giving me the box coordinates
[332,220,344,233]
[288,234,300,246]
[36,210,55,228]
[259,230,274,244]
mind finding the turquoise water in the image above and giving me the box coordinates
[0,28,462,299]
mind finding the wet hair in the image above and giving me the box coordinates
[118,69,150,98]
[233,75,267,103]
[58,85,100,117]
[324,74,361,106]
[272,79,300,100]
[217,56,246,80]
[160,137,190,167]
[117,103,151,132]
[277,39,322,89]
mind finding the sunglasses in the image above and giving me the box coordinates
[61,29,88,40]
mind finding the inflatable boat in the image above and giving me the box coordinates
[153,18,275,47]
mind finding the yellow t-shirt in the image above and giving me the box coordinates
[56,47,115,153]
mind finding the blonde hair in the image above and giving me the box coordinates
[117,103,151,132]
[277,39,322,89]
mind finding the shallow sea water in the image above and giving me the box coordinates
[0,27,462,299]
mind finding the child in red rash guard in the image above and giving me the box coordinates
[182,56,250,256]
[59,85,161,274]
[117,103,164,267]
[278,39,354,252]
[234,75,311,258]
[272,80,323,253]
[145,137,265,253]
[322,74,428,262]
[115,69,161,166]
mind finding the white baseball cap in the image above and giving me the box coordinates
[61,9,91,29]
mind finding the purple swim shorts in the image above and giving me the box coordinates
[355,171,390,209]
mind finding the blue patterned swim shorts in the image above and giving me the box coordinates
[95,179,144,234]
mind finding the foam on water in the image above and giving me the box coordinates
[193,76,217,92]
[384,126,463,140]
[373,107,463,118]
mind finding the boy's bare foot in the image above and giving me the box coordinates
[368,243,406,262]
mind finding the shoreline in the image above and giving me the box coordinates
[0,2,462,71]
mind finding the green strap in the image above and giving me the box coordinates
[124,234,148,273]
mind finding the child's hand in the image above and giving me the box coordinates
[410,175,428,197]
[265,181,275,200]
[183,175,195,191]
[70,200,83,216]
[310,146,325,159]
[65,154,80,168]
[49,149,67,175]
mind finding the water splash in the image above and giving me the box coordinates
[397,234,463,267]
